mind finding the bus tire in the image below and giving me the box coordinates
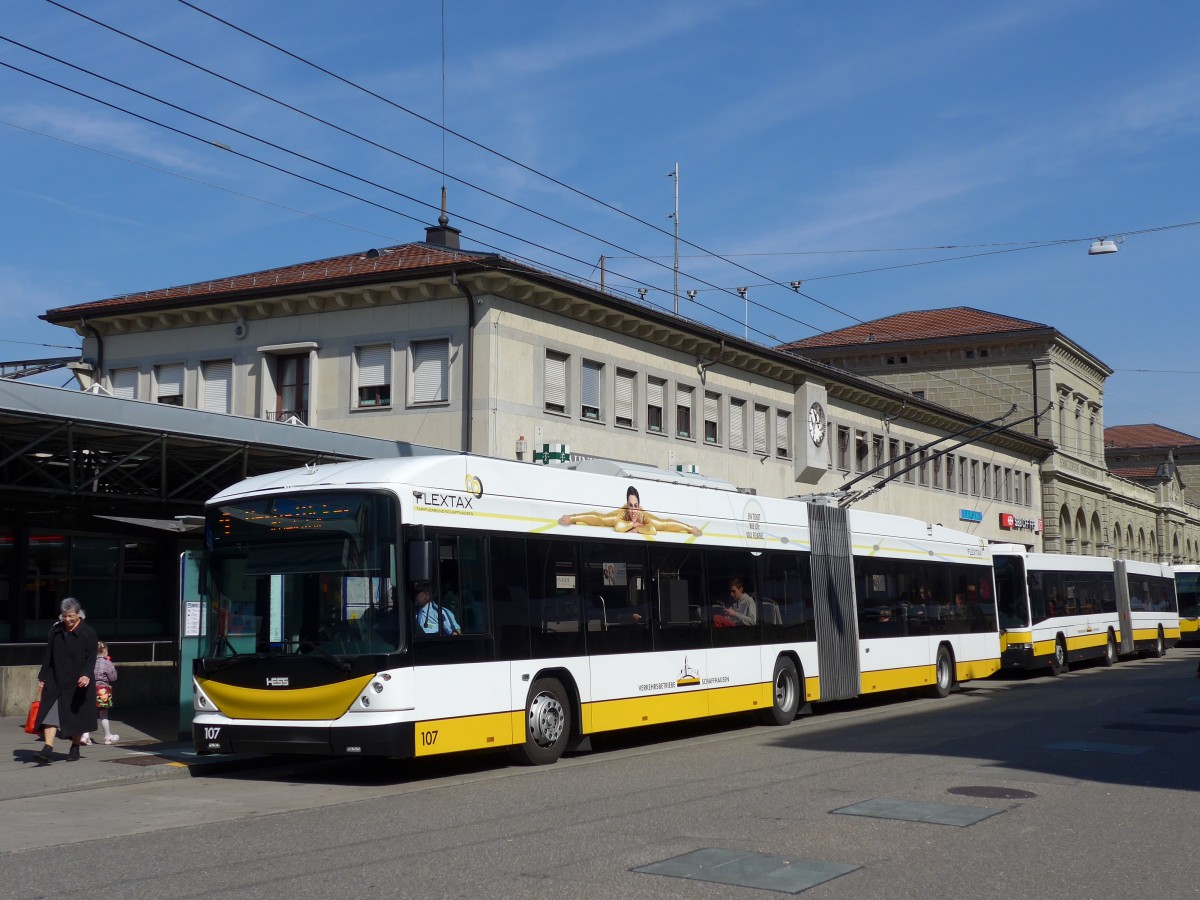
[928,645,955,699]
[1049,637,1068,676]
[1151,627,1166,658]
[758,656,801,726]
[1101,631,1118,667]
[510,677,570,766]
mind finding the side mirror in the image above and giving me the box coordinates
[407,540,434,585]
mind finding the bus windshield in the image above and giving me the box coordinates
[202,491,402,658]
[1176,571,1200,618]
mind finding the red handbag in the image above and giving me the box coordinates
[23,688,42,736]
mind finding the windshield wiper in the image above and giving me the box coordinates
[201,652,265,674]
[299,640,351,671]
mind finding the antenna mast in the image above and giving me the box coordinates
[668,163,679,314]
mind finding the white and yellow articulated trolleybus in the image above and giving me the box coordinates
[191,454,1000,764]
[992,545,1179,674]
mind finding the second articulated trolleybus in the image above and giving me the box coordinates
[992,545,1179,674]
[191,454,1000,764]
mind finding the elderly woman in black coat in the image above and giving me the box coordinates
[34,598,98,765]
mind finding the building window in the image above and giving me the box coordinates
[1004,467,1013,502]
[647,377,665,433]
[837,426,851,471]
[110,367,138,400]
[543,350,567,414]
[970,460,979,496]
[1024,473,1033,507]
[729,398,745,449]
[888,438,900,477]
[918,449,928,486]
[964,349,975,359]
[615,369,636,428]
[355,345,392,408]
[959,457,967,494]
[995,465,1004,501]
[945,453,955,493]
[275,354,309,424]
[903,442,915,483]
[201,359,232,414]
[1014,470,1021,506]
[854,430,868,473]
[933,454,942,489]
[752,404,769,455]
[912,390,925,400]
[154,363,184,406]
[982,463,992,498]
[581,359,603,421]
[871,435,884,474]
[775,410,791,458]
[704,391,720,444]
[676,385,694,438]
[411,339,449,405]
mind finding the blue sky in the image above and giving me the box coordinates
[2,1,1198,433]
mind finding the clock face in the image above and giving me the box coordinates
[808,402,826,446]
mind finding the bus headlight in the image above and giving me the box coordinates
[372,681,384,693]
[360,696,371,707]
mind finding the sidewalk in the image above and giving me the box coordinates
[2,704,263,801]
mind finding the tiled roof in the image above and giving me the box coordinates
[779,306,1050,350]
[1105,424,1200,449]
[1108,466,1161,480]
[44,242,493,319]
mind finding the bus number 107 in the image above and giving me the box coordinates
[420,729,438,747]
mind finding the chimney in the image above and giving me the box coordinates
[425,222,461,249]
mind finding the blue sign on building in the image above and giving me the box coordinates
[959,509,983,523]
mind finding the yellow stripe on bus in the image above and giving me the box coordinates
[198,674,374,721]
[1180,619,1199,635]
[859,658,998,694]
[413,711,519,756]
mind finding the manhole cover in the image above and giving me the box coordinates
[108,755,174,767]
[948,786,1036,800]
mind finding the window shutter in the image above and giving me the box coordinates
[729,399,745,449]
[647,378,664,409]
[357,345,390,388]
[201,360,232,413]
[775,410,790,455]
[111,368,138,400]
[753,405,768,453]
[581,360,601,416]
[615,370,634,425]
[544,351,567,411]
[412,339,448,403]
[156,364,183,398]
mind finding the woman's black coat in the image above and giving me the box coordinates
[36,619,98,736]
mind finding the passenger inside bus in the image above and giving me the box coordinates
[715,578,757,627]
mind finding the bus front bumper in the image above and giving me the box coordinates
[193,720,415,758]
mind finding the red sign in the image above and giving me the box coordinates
[999,513,1040,532]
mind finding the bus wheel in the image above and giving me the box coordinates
[1049,637,1068,676]
[758,657,801,725]
[1151,627,1166,658]
[1101,632,1118,667]
[929,646,955,698]
[510,677,570,766]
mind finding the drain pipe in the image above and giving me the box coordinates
[80,317,104,382]
[450,271,475,454]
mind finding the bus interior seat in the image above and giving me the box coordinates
[760,598,782,625]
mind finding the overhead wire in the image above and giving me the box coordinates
[14,11,829,334]
[159,0,862,323]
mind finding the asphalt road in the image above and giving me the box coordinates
[4,649,1198,899]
